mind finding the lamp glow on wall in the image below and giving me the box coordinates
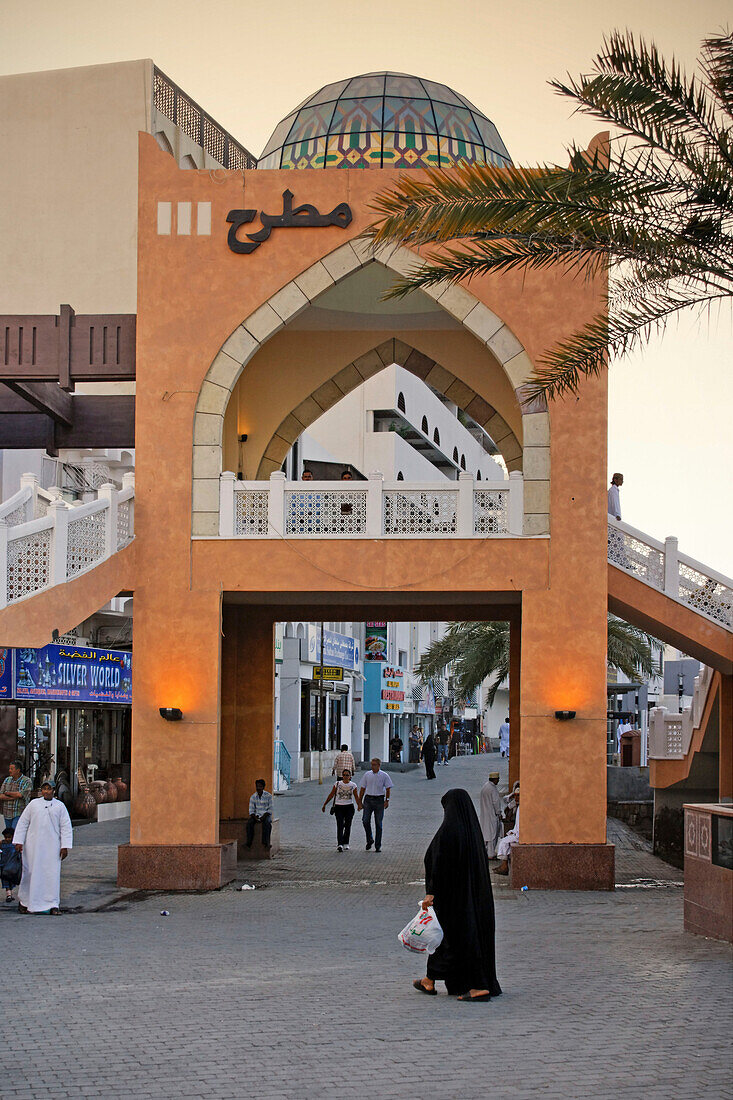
[159,707,183,721]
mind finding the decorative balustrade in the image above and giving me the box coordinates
[648,665,714,760]
[218,470,525,540]
[0,472,134,608]
[608,518,732,630]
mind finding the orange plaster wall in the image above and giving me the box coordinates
[131,133,609,850]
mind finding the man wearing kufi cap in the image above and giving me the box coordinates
[12,780,73,915]
[478,771,503,859]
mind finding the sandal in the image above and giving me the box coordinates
[458,992,491,1002]
[413,979,437,996]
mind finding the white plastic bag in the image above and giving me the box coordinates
[397,903,444,954]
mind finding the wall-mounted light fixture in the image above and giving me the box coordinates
[159,707,183,721]
[238,433,248,443]
[554,710,576,721]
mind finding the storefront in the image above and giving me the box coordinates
[364,663,406,763]
[0,643,132,793]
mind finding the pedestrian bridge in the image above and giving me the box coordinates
[0,468,730,661]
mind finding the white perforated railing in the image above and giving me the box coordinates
[0,472,134,608]
[608,518,732,630]
[218,470,525,540]
[648,665,714,760]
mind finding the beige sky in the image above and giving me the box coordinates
[3,0,732,570]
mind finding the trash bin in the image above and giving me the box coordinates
[620,730,641,767]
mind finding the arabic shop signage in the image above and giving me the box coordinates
[227,189,352,254]
[14,644,132,705]
[363,662,406,716]
[0,648,12,699]
[307,626,360,670]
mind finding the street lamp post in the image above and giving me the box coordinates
[318,621,325,784]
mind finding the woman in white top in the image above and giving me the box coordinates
[322,769,361,851]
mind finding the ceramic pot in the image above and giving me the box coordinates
[74,789,97,818]
[104,781,118,802]
[91,782,107,804]
[114,778,128,800]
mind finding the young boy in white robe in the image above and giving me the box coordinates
[13,780,73,915]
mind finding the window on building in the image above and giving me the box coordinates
[452,447,459,463]
[397,471,404,480]
[397,392,406,412]
[477,471,482,481]
[421,415,428,434]
[460,454,466,470]
[433,427,440,446]
[399,650,408,667]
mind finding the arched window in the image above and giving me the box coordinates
[452,447,459,463]
[460,454,466,470]
[397,471,404,481]
[284,622,294,637]
[397,392,406,413]
[296,623,305,639]
[433,427,440,446]
[476,471,482,481]
[421,415,428,434]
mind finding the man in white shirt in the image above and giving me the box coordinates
[358,758,393,852]
[245,779,274,849]
[616,719,633,756]
[608,473,623,520]
[498,717,510,758]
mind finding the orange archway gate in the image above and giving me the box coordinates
[118,134,611,892]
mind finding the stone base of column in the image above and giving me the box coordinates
[117,842,237,890]
[510,843,615,891]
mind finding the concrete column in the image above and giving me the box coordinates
[118,586,236,891]
[220,606,275,820]
[508,615,521,789]
[720,674,732,802]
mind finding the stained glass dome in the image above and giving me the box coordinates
[258,72,511,170]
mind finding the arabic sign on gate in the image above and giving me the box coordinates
[226,189,352,254]
[14,644,132,704]
[0,649,12,699]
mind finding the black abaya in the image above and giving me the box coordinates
[422,734,436,780]
[424,788,502,996]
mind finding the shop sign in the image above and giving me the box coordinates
[14,644,132,704]
[226,190,352,255]
[0,648,12,698]
[275,623,283,664]
[312,629,359,670]
[365,622,388,661]
[313,666,344,681]
[364,662,406,715]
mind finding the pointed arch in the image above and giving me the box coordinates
[192,241,550,537]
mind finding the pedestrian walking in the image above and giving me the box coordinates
[421,732,437,780]
[478,772,503,858]
[0,760,32,829]
[244,779,273,849]
[498,717,510,758]
[408,727,421,763]
[13,780,73,915]
[437,725,450,765]
[608,472,623,520]
[321,768,360,851]
[332,744,356,778]
[358,758,393,852]
[1,826,22,903]
[413,788,502,1001]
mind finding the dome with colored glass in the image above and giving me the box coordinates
[258,71,511,170]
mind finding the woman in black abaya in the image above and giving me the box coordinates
[413,788,502,1002]
[421,732,437,779]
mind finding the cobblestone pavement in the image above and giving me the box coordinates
[2,755,728,1099]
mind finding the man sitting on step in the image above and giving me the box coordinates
[245,779,273,849]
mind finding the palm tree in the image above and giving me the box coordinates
[368,31,733,401]
[416,616,658,707]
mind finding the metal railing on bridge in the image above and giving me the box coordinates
[608,518,732,630]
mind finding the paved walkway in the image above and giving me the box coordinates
[2,755,728,1099]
